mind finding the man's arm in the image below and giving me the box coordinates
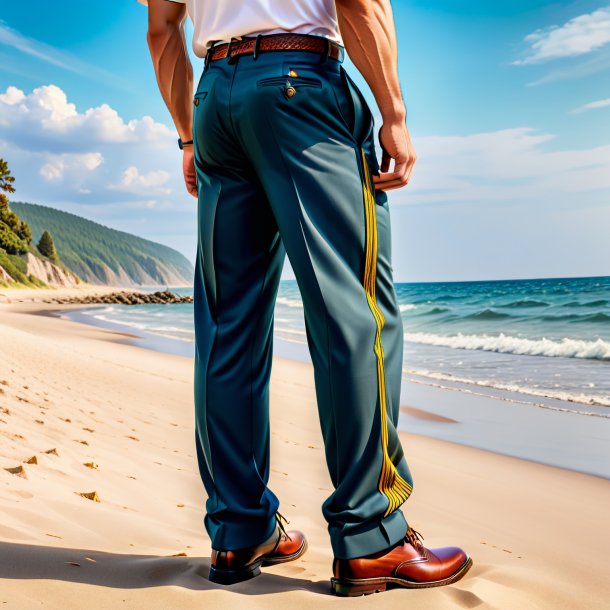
[146,0,196,197]
[335,0,416,190]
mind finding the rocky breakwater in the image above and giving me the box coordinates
[40,290,193,305]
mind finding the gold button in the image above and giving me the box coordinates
[288,69,298,77]
[194,98,200,106]
[285,86,296,98]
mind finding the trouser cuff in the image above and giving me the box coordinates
[330,509,408,560]
[206,512,278,551]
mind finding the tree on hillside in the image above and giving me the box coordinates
[37,230,58,262]
[0,159,15,196]
[0,158,30,255]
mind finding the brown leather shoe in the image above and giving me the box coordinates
[209,512,307,585]
[331,526,472,596]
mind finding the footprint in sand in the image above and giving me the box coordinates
[35,419,44,425]
[76,491,100,502]
[83,462,99,470]
[0,407,9,415]
[127,435,140,442]
[45,448,59,456]
[83,427,95,433]
[24,456,37,465]
[4,465,27,478]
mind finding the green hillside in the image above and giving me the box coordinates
[11,201,194,286]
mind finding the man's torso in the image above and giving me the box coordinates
[166,0,343,57]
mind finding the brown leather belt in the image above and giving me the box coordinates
[205,33,344,64]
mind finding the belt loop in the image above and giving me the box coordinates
[227,37,237,64]
[320,38,331,64]
[252,34,263,60]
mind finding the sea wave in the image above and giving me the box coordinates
[276,296,304,309]
[462,309,512,320]
[89,314,194,342]
[502,299,550,308]
[539,312,610,323]
[561,299,609,308]
[402,368,610,410]
[413,306,449,316]
[399,303,417,312]
[404,331,610,360]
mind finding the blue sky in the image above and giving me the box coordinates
[0,0,609,282]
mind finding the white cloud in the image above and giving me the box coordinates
[110,166,172,195]
[0,85,25,105]
[569,98,610,114]
[40,153,104,182]
[0,84,175,151]
[0,84,183,207]
[391,127,610,205]
[514,6,610,64]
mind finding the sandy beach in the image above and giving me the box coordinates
[1,287,609,609]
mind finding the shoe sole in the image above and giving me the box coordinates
[209,537,308,585]
[330,555,473,597]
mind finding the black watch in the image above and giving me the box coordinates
[178,138,193,150]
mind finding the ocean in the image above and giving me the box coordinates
[66,275,610,417]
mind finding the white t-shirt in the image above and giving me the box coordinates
[138,0,343,58]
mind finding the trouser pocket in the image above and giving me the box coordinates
[257,75,322,88]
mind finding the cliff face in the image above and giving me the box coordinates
[11,202,194,287]
[0,264,14,284]
[84,261,191,288]
[22,253,80,288]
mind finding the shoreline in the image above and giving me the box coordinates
[43,300,610,480]
[1,287,609,608]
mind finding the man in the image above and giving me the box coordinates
[142,0,472,596]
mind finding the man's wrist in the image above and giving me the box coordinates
[178,137,194,150]
[380,101,407,124]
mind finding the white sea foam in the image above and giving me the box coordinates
[402,368,610,410]
[276,296,304,308]
[90,314,193,342]
[399,304,417,311]
[404,332,610,361]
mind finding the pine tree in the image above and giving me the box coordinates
[0,159,15,196]
[0,158,29,255]
[37,230,58,262]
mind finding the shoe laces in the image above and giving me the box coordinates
[275,510,293,542]
[405,526,425,552]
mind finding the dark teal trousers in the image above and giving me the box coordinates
[192,42,414,560]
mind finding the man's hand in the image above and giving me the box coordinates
[336,0,417,191]
[373,118,417,191]
[182,146,197,198]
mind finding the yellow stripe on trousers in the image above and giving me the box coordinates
[360,148,413,517]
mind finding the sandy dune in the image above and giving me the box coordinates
[0,289,609,609]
